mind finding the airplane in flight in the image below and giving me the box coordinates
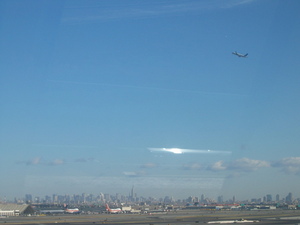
[105,204,122,214]
[232,51,248,58]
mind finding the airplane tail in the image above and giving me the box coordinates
[245,53,248,57]
[105,204,111,211]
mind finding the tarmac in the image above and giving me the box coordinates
[1,209,300,225]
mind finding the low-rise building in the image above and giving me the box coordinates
[0,204,34,216]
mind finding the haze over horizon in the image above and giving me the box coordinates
[1,0,300,201]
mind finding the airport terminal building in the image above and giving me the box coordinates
[0,203,34,216]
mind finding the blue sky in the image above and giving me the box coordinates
[1,0,300,201]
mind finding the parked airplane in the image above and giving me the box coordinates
[40,209,65,214]
[105,204,122,214]
[65,208,80,214]
[63,204,80,214]
[207,219,259,223]
[39,208,80,214]
[232,51,248,57]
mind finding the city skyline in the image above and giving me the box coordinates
[1,0,300,201]
[3,190,298,205]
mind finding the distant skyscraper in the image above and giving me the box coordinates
[232,195,236,203]
[53,194,58,203]
[116,193,121,201]
[164,196,172,203]
[187,196,194,203]
[200,194,205,203]
[276,194,280,202]
[266,194,272,202]
[45,195,51,203]
[104,193,110,201]
[25,194,32,203]
[263,196,267,202]
[131,186,134,200]
[217,195,223,203]
[34,196,40,203]
[82,193,87,203]
[286,192,293,203]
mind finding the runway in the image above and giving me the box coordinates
[2,209,300,225]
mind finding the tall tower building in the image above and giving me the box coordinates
[217,195,223,204]
[266,194,272,202]
[200,194,205,203]
[131,185,134,201]
[99,193,104,202]
[276,194,280,202]
[53,194,58,203]
[104,193,110,202]
[25,194,32,203]
[286,192,293,203]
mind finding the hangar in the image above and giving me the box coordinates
[0,203,34,216]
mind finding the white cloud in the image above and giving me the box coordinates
[19,157,65,166]
[74,157,97,163]
[28,157,42,165]
[228,158,270,172]
[50,159,65,166]
[272,157,300,175]
[16,157,42,166]
[140,163,157,169]
[208,161,227,171]
[74,158,88,163]
[182,163,202,170]
[123,171,146,177]
[222,0,256,9]
[63,0,256,24]
[123,171,138,177]
[208,158,270,172]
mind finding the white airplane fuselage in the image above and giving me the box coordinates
[232,51,248,57]
[65,208,80,214]
[105,204,122,213]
